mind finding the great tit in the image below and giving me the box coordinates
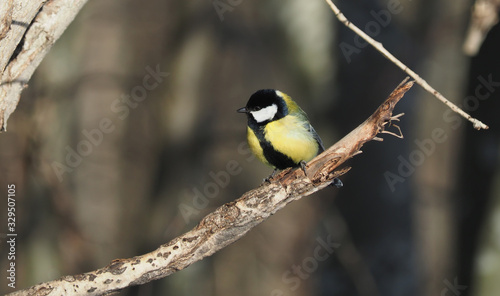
[237,89,342,187]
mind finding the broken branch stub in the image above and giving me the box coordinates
[304,77,414,184]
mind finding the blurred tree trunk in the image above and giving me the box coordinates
[329,0,419,295]
[412,1,471,295]
[458,21,500,296]
[329,0,473,295]
[70,0,130,264]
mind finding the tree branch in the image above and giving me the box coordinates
[0,0,88,132]
[324,0,489,130]
[8,78,414,296]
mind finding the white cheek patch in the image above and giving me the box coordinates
[251,104,278,123]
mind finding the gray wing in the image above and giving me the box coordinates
[295,107,325,154]
[308,123,325,153]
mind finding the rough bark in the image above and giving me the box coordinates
[0,0,88,131]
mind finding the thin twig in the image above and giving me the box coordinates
[324,0,489,130]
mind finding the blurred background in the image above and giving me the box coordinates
[1,0,499,295]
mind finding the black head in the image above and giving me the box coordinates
[237,89,288,124]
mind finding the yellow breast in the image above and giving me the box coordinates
[247,126,270,166]
[264,115,319,164]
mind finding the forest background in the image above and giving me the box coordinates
[1,0,499,295]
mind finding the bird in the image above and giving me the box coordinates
[237,89,342,187]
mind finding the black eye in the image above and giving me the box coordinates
[254,106,261,111]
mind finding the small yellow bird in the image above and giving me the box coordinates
[237,89,342,187]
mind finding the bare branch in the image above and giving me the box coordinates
[324,0,489,130]
[0,0,88,132]
[7,78,414,296]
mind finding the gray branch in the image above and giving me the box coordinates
[0,0,88,131]
[7,79,414,296]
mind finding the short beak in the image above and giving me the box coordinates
[237,107,248,113]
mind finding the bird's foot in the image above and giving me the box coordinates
[329,178,343,188]
[262,168,279,184]
[299,161,308,175]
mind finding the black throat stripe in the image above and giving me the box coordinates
[249,123,299,170]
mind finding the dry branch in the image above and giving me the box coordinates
[0,0,88,132]
[7,78,415,296]
[324,0,489,130]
